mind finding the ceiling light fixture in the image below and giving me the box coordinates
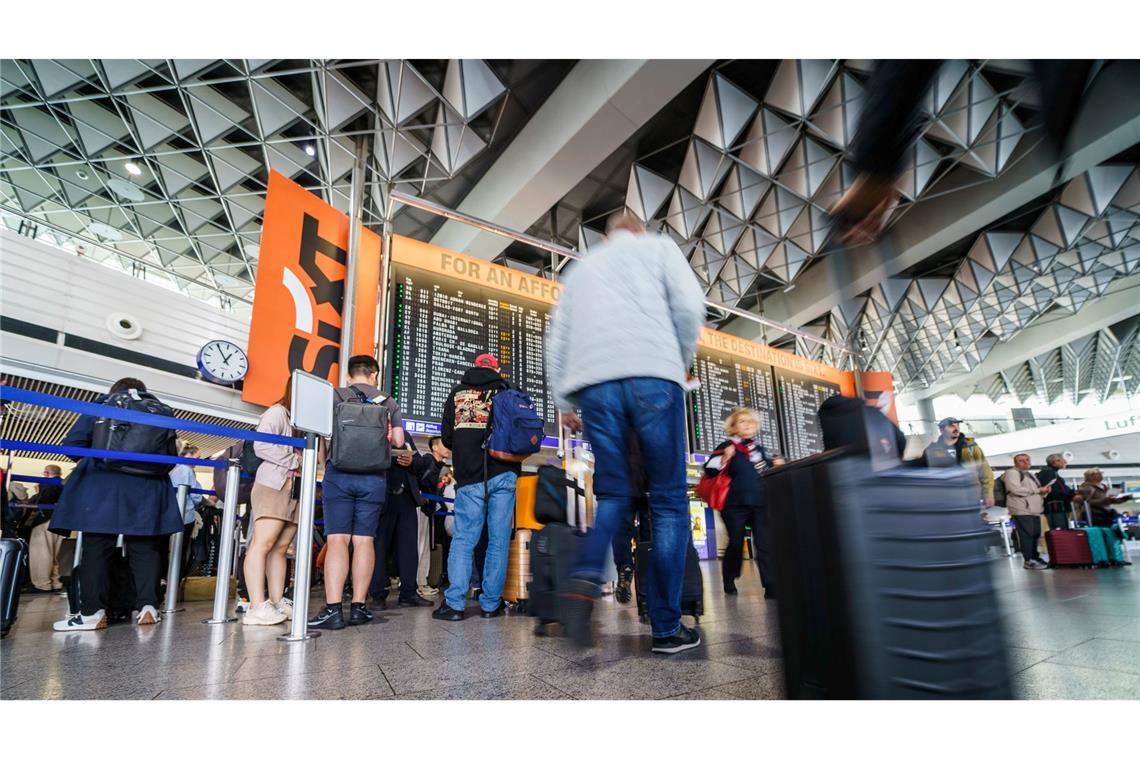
[124,161,142,176]
[76,169,89,181]
[304,144,316,157]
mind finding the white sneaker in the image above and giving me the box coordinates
[53,610,107,632]
[275,597,294,620]
[418,585,439,597]
[136,605,161,625]
[242,600,287,626]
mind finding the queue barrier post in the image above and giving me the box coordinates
[204,459,241,624]
[163,484,190,614]
[280,432,320,641]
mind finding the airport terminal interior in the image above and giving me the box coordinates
[2,51,1139,708]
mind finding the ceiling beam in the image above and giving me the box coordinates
[429,59,713,259]
[725,60,1140,339]
[899,272,1140,403]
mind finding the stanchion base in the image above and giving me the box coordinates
[202,617,238,624]
[162,607,186,614]
[277,631,321,641]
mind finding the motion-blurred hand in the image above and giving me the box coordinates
[396,452,414,467]
[830,174,899,244]
[983,496,995,507]
[561,411,582,433]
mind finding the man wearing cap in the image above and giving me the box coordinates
[432,353,519,621]
[923,417,995,506]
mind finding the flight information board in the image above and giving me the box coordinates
[387,237,561,435]
[690,349,781,455]
[773,367,840,461]
[689,328,850,460]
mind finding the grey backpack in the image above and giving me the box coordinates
[328,387,392,473]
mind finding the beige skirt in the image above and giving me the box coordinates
[251,480,298,524]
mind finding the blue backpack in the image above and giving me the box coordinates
[485,388,544,462]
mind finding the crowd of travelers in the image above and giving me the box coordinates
[3,212,1134,655]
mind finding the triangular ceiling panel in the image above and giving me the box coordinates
[378,61,436,126]
[626,163,673,222]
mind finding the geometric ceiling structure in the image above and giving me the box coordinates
[528,60,1038,351]
[0,59,566,314]
[846,163,1140,393]
[960,315,1140,405]
[3,58,1134,396]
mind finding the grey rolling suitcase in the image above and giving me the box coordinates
[765,451,1012,699]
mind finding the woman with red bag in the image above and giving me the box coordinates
[705,408,784,598]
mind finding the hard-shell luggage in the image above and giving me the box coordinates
[1045,528,1093,567]
[1,537,28,638]
[503,528,532,611]
[528,458,587,632]
[1082,527,1120,565]
[764,451,1011,699]
[633,511,704,624]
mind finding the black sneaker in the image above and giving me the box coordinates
[723,582,738,595]
[614,565,634,604]
[560,578,601,648]
[651,624,702,655]
[432,603,465,621]
[308,604,345,630]
[480,601,507,618]
[349,602,373,626]
[398,594,433,608]
[370,597,387,610]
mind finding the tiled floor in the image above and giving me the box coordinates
[2,558,1136,700]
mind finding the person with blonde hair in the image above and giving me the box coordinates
[705,408,784,597]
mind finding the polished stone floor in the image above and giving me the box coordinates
[1,557,1137,700]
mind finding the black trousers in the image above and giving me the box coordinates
[78,532,165,616]
[1013,515,1042,562]
[721,505,776,593]
[370,494,419,601]
[433,514,451,584]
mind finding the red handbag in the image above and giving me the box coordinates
[696,469,731,511]
[696,444,742,511]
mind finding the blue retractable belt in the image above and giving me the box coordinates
[0,385,304,447]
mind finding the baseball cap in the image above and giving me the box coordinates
[937,417,963,428]
[474,353,500,370]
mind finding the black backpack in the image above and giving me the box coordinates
[328,387,392,473]
[239,439,263,478]
[90,390,178,477]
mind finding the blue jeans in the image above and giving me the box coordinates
[571,378,689,638]
[443,471,518,613]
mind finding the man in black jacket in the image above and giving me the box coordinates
[1037,453,1076,531]
[433,354,520,621]
[370,438,432,609]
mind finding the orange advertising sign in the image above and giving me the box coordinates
[242,170,382,406]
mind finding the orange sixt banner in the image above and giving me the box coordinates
[242,170,382,406]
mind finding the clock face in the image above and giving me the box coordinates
[198,340,249,384]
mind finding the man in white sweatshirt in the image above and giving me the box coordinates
[546,211,706,655]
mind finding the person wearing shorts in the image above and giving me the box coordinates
[309,355,404,631]
[242,379,302,626]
